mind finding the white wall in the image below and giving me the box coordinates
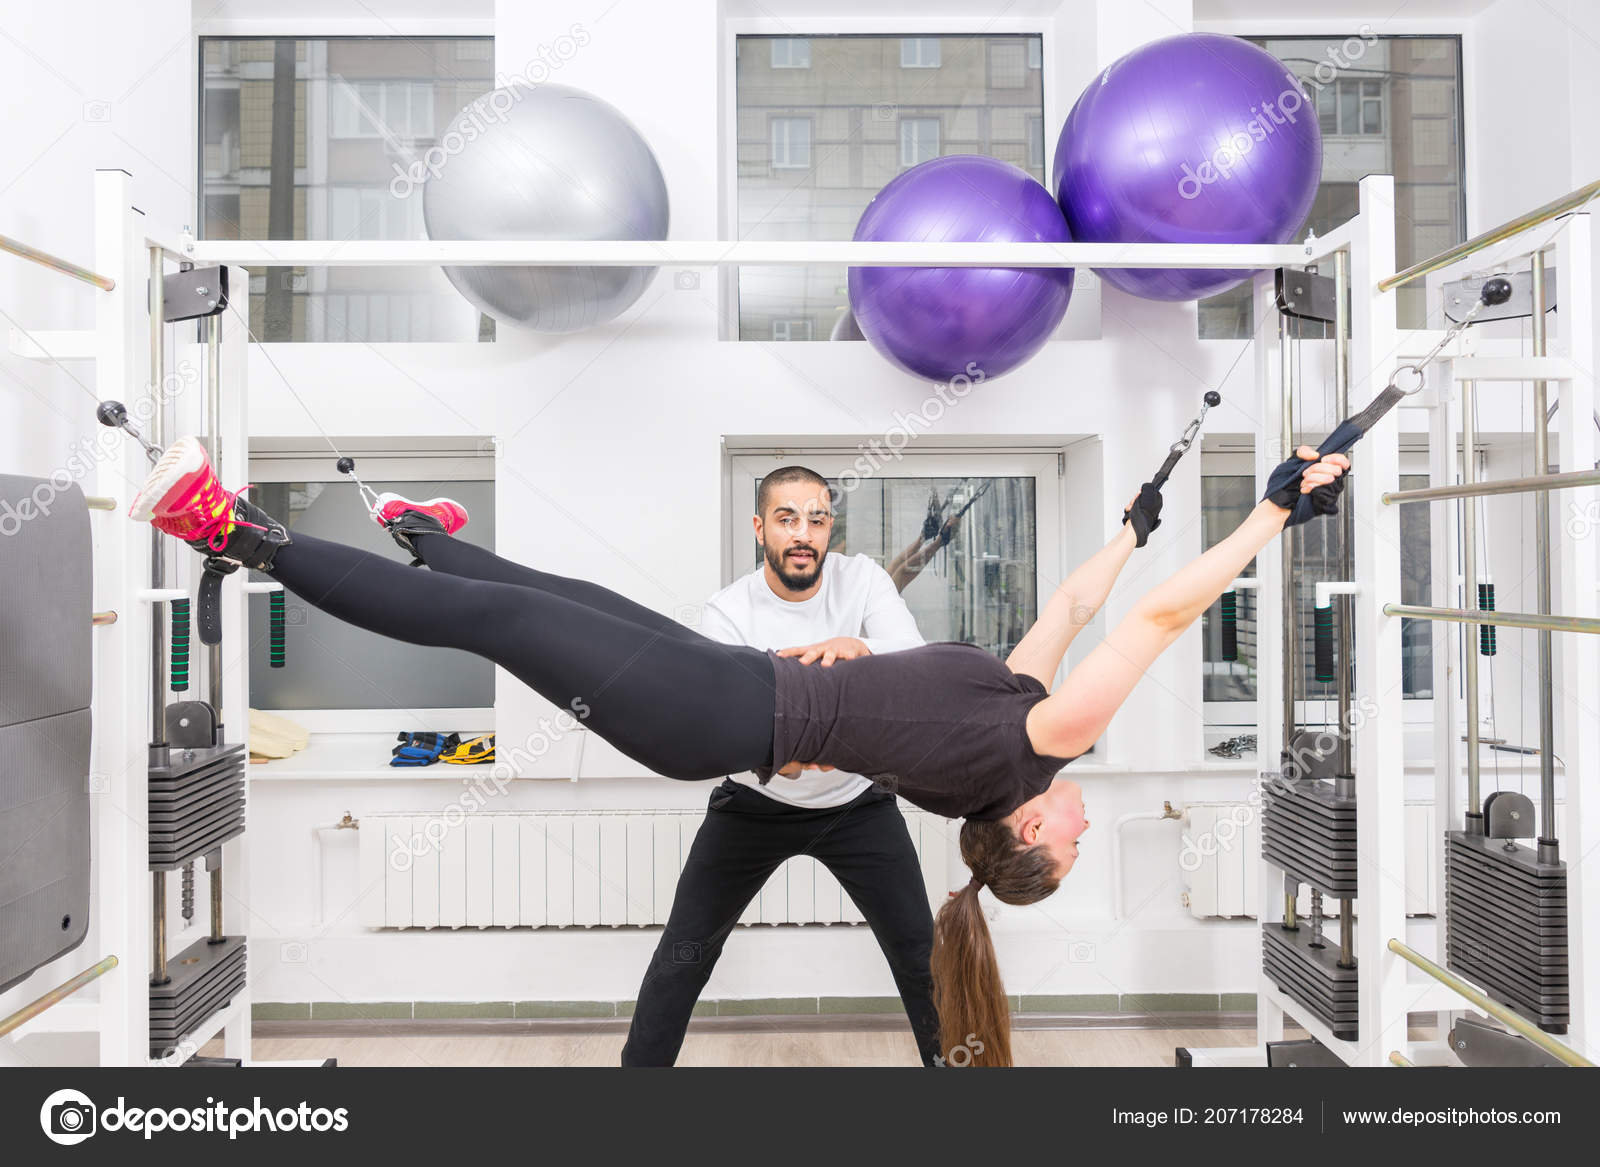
[3,0,1596,1019]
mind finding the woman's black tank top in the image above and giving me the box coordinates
[754,641,1076,820]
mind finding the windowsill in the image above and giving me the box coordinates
[250,732,499,782]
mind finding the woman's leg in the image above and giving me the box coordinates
[267,532,775,779]
[408,532,702,644]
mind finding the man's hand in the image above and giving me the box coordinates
[776,636,871,667]
[775,760,836,779]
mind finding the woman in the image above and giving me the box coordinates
[131,436,1348,1065]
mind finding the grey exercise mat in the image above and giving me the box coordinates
[0,474,93,994]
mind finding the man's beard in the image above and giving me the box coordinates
[764,541,825,591]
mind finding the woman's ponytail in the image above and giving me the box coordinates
[930,818,1064,1068]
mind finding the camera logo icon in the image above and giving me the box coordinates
[40,1089,97,1145]
[673,270,700,291]
[671,939,702,964]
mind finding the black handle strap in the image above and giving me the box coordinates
[196,557,239,646]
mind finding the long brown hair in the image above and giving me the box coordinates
[930,818,1061,1066]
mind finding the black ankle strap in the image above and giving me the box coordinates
[197,557,239,646]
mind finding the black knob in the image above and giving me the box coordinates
[1203,391,1222,407]
[1480,277,1513,306]
[336,457,356,475]
[96,400,129,428]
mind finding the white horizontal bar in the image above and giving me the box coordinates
[188,239,1312,271]
[9,327,96,361]
[1450,356,1577,382]
[1229,577,1261,590]
[243,581,284,594]
[1315,581,1360,608]
[137,588,188,603]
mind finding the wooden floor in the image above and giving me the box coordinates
[222,1025,1255,1068]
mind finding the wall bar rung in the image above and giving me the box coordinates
[1383,603,1600,634]
[1377,177,1600,292]
[1382,467,1600,505]
[0,232,117,291]
[84,496,116,511]
[0,956,120,1038]
[1386,940,1593,1067]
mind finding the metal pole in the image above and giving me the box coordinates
[1382,603,1600,634]
[1377,177,1600,292]
[1382,466,1600,504]
[0,956,120,1038]
[205,313,224,728]
[148,247,167,751]
[208,850,224,944]
[1281,314,1297,758]
[151,871,169,985]
[0,232,118,291]
[1530,249,1558,865]
[1387,939,1593,1067]
[1334,249,1355,778]
[1462,382,1483,829]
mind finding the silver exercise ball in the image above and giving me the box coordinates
[422,83,670,333]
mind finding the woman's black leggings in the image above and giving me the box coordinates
[263,531,777,780]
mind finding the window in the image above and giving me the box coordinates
[199,36,493,341]
[1202,447,1434,742]
[988,40,1027,88]
[1028,38,1042,69]
[771,117,812,168]
[900,38,941,68]
[1199,36,1464,338]
[770,318,814,341]
[244,459,496,713]
[735,34,1045,340]
[771,38,811,68]
[729,452,1060,663]
[900,117,940,167]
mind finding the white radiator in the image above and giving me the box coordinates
[1179,800,1443,919]
[359,809,955,930]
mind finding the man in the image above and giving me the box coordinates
[621,465,941,1066]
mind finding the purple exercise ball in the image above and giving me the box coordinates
[848,155,1074,382]
[1052,33,1322,301]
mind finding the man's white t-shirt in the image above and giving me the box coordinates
[698,553,924,808]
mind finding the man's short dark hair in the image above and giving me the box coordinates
[757,466,831,516]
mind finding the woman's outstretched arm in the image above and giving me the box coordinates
[1006,521,1139,687]
[1026,450,1348,758]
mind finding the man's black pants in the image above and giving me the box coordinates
[621,780,941,1066]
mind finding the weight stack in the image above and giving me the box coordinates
[1261,924,1359,1040]
[149,742,247,871]
[1445,831,1569,1032]
[1260,774,1357,898]
[149,936,247,1060]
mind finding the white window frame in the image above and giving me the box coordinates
[727,447,1066,682]
[1028,37,1042,69]
[900,117,940,167]
[1201,448,1434,730]
[770,116,812,169]
[1027,114,1044,169]
[900,37,941,68]
[771,38,811,68]
[244,446,497,732]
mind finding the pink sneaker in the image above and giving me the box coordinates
[371,492,469,560]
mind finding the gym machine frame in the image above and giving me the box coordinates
[1188,174,1598,1067]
